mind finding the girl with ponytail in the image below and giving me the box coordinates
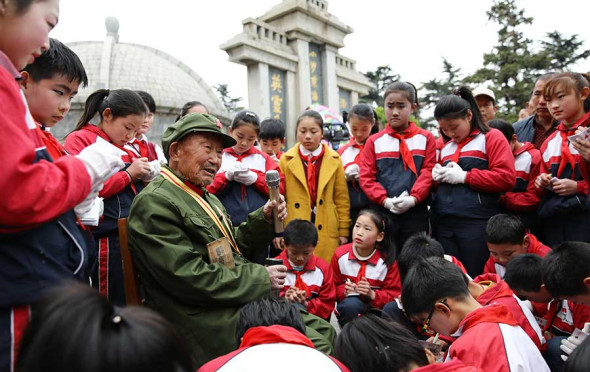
[432,86,515,277]
[65,88,150,306]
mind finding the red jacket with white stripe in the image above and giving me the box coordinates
[276,250,336,320]
[500,142,542,212]
[207,146,284,225]
[473,273,545,351]
[198,325,349,372]
[537,120,590,217]
[331,243,401,309]
[435,129,515,219]
[483,233,550,278]
[536,299,590,337]
[360,123,436,205]
[413,358,482,372]
[338,139,370,211]
[0,53,91,307]
[446,304,549,372]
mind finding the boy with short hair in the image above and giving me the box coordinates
[275,219,336,320]
[472,86,498,122]
[488,120,542,234]
[20,38,87,159]
[402,257,549,371]
[543,242,590,306]
[259,118,286,163]
[484,214,550,278]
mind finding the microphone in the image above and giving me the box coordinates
[265,170,284,237]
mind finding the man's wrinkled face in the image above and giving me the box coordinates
[171,133,223,187]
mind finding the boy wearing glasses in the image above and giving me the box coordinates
[402,257,549,372]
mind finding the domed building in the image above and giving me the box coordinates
[55,17,231,142]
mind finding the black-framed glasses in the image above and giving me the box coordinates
[422,298,450,332]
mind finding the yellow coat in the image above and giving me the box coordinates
[279,143,351,262]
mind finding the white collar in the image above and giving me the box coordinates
[299,144,323,158]
[352,244,376,261]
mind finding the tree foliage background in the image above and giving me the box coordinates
[362,0,589,126]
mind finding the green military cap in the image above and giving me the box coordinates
[161,113,236,159]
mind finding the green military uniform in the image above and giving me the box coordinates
[128,166,274,366]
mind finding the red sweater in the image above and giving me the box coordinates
[0,54,90,231]
[331,243,401,309]
[483,233,550,278]
[276,250,336,320]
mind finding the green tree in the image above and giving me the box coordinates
[361,65,400,107]
[214,83,244,113]
[465,0,548,123]
[420,58,463,129]
[541,31,590,71]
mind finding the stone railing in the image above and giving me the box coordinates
[307,0,328,11]
[243,18,288,46]
[336,54,356,70]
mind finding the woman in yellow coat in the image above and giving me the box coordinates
[279,110,351,262]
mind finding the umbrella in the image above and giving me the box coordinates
[306,104,342,124]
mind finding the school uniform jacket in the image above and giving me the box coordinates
[483,233,550,278]
[280,144,350,263]
[360,123,436,207]
[65,124,143,237]
[331,243,401,309]
[473,273,546,351]
[435,129,515,219]
[0,54,91,307]
[127,134,166,163]
[540,299,590,337]
[198,325,349,372]
[446,304,549,372]
[499,142,542,212]
[537,120,590,217]
[277,250,336,320]
[413,358,483,372]
[208,147,284,226]
[337,139,370,211]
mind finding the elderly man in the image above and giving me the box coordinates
[127,113,289,366]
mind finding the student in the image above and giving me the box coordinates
[507,253,590,371]
[402,257,549,371]
[176,100,208,120]
[280,110,350,262]
[432,86,515,277]
[338,104,375,238]
[127,90,167,164]
[488,119,542,234]
[334,314,432,372]
[472,86,498,122]
[0,2,122,370]
[199,298,348,372]
[65,89,150,306]
[259,118,286,163]
[207,110,284,228]
[543,242,590,307]
[331,209,400,326]
[20,38,87,160]
[360,82,436,248]
[470,272,546,352]
[275,219,336,320]
[16,283,194,372]
[483,214,550,278]
[534,72,590,246]
[513,73,558,148]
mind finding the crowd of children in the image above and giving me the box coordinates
[2,1,590,370]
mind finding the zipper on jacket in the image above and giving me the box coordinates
[57,220,85,275]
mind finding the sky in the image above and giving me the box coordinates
[50,0,590,108]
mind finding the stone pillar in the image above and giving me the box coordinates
[351,91,359,106]
[322,45,339,114]
[286,70,298,147]
[247,63,271,119]
[292,38,311,113]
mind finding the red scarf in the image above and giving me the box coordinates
[450,130,480,163]
[389,123,420,176]
[133,138,149,158]
[355,261,367,284]
[299,145,325,206]
[557,111,590,178]
[294,271,311,297]
[351,142,364,166]
[225,147,258,201]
